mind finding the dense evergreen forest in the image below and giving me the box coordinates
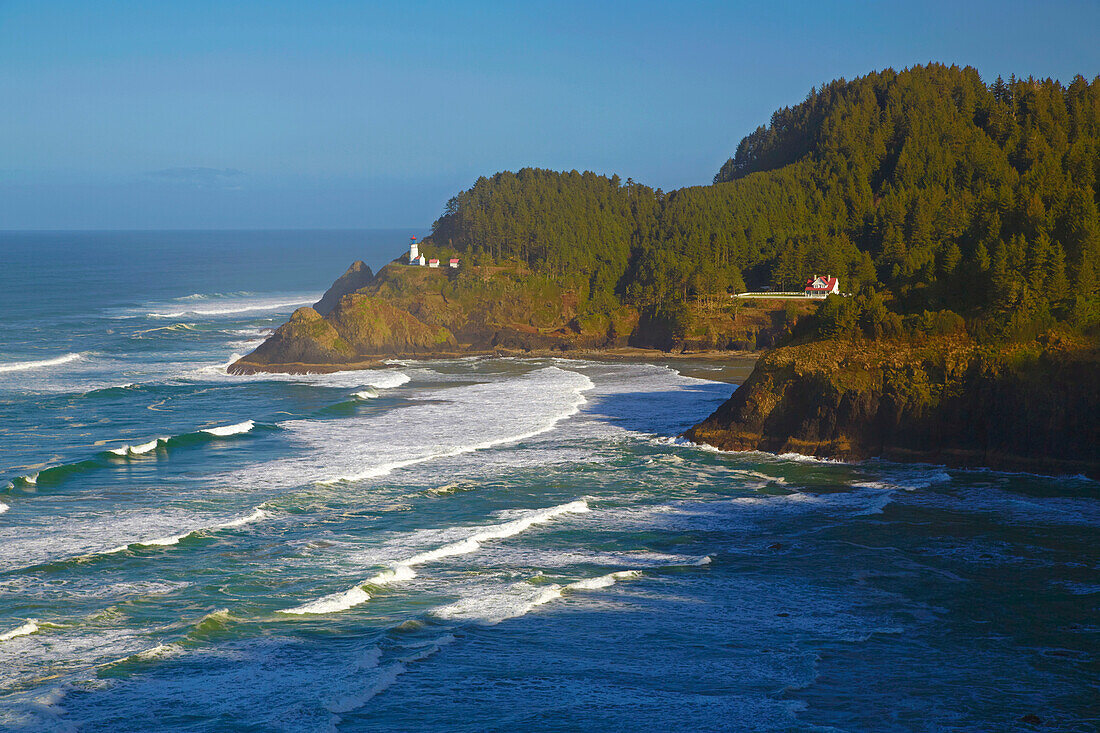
[424,64,1100,341]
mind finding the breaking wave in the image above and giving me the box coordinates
[0,620,39,642]
[106,419,259,457]
[201,420,255,437]
[4,421,262,490]
[0,353,84,374]
[104,507,269,555]
[146,296,319,319]
[432,568,644,626]
[82,383,138,397]
[279,500,591,615]
[311,367,591,484]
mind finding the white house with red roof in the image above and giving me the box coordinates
[804,275,840,297]
[449,258,460,269]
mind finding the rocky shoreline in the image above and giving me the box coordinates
[684,337,1100,479]
[229,345,759,375]
[229,258,806,375]
[231,259,1099,479]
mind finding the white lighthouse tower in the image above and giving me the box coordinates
[408,237,419,264]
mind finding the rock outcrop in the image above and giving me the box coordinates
[230,259,820,374]
[685,337,1100,478]
[312,260,374,316]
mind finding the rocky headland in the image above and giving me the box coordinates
[229,259,815,374]
[685,336,1100,478]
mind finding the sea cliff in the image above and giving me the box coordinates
[229,260,814,373]
[684,337,1100,478]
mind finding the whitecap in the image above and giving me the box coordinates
[202,420,255,437]
[218,507,268,529]
[0,619,39,642]
[127,438,166,455]
[312,368,592,484]
[58,507,270,562]
[147,296,319,318]
[566,569,641,591]
[278,499,590,615]
[431,583,565,625]
[0,353,83,374]
[279,585,372,616]
[430,569,643,627]
[130,643,185,662]
[111,507,268,552]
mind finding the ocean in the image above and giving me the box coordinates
[0,230,1096,732]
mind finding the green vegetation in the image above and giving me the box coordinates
[423,64,1100,344]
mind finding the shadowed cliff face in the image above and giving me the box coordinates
[685,338,1100,478]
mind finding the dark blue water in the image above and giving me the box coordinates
[0,231,1096,732]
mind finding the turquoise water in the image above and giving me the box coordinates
[0,231,1097,732]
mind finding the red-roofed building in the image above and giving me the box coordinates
[449,258,460,269]
[804,275,840,297]
[428,258,440,268]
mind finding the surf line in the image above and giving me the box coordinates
[103,506,270,555]
[5,421,261,490]
[315,371,593,485]
[0,352,84,374]
[278,499,592,615]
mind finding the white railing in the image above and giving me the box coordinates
[732,291,822,298]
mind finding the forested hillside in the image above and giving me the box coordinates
[423,63,1100,341]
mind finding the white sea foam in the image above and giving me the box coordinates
[433,568,642,626]
[666,436,852,466]
[221,367,589,493]
[279,500,590,615]
[202,420,255,436]
[774,451,848,465]
[279,586,372,616]
[219,507,269,528]
[106,420,254,457]
[0,620,39,642]
[852,469,951,492]
[360,372,411,390]
[0,353,83,374]
[315,369,592,484]
[0,501,8,515]
[127,438,166,455]
[566,569,641,591]
[130,643,185,662]
[147,296,318,318]
[352,388,378,400]
[185,355,412,391]
[731,487,898,517]
[112,506,270,552]
[432,583,563,625]
[0,504,273,570]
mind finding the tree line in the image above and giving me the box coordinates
[424,64,1100,340]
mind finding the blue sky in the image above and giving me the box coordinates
[1,0,1097,229]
